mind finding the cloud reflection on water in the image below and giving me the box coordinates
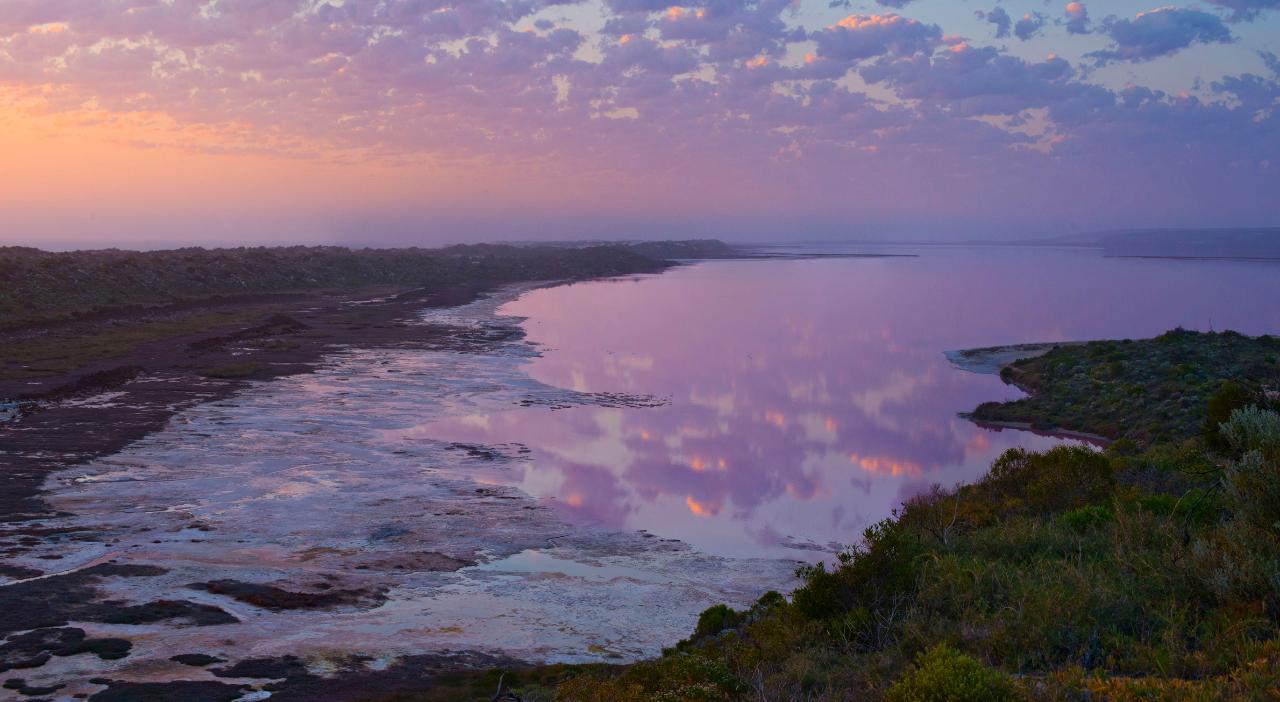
[401,250,1280,559]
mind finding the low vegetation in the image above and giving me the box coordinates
[391,329,1280,701]
[1,243,706,383]
[972,329,1280,445]
[0,243,687,328]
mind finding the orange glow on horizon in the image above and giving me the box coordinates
[0,84,669,243]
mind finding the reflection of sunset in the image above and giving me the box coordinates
[688,456,729,472]
[686,496,719,517]
[849,453,923,478]
[405,259,1089,558]
[966,432,991,456]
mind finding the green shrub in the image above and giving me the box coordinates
[1204,381,1255,449]
[694,604,741,638]
[1062,504,1114,530]
[1219,406,1280,458]
[792,517,923,628]
[885,645,1017,702]
[1133,492,1178,516]
[754,590,785,610]
[1193,428,1280,606]
[1222,450,1280,536]
[982,446,1113,516]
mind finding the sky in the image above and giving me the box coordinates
[1,0,1278,248]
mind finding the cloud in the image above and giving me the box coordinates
[861,45,1083,118]
[1064,1,1090,34]
[1206,0,1280,22]
[656,0,797,62]
[1090,7,1233,64]
[1014,12,1047,41]
[0,0,1276,235]
[977,7,1012,39]
[1263,50,1280,76]
[813,14,942,62]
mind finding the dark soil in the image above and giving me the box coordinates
[191,579,388,611]
[0,563,239,670]
[88,680,249,702]
[169,653,225,667]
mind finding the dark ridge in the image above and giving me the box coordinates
[0,242,681,328]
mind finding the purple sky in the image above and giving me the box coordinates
[1,0,1278,247]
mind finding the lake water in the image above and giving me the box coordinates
[19,244,1280,673]
[411,245,1280,559]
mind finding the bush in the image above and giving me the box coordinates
[885,645,1017,702]
[1219,406,1280,458]
[1193,417,1280,606]
[1216,408,1280,549]
[1204,381,1255,449]
[981,446,1113,516]
[1062,504,1114,530]
[694,604,741,638]
[1222,451,1280,536]
[792,517,923,627]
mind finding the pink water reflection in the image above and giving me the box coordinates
[414,248,1280,560]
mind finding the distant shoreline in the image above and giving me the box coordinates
[1105,254,1280,263]
[963,417,1111,447]
[945,342,1086,375]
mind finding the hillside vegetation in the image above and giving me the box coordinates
[393,330,1280,701]
[972,329,1280,445]
[0,243,679,327]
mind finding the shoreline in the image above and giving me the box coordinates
[0,265,804,700]
[0,281,525,533]
[944,341,1089,376]
[962,416,1112,447]
[946,341,1112,447]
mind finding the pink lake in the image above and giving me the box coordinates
[403,245,1280,559]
